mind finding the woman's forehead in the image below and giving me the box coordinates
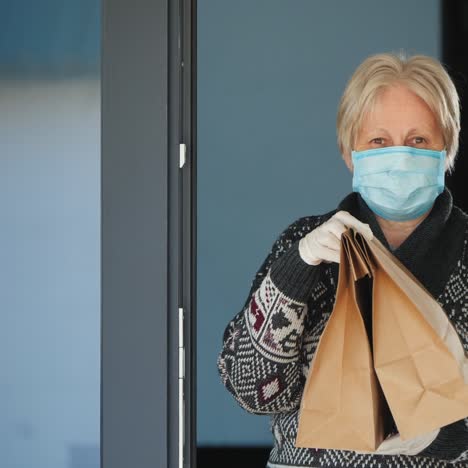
[360,86,440,131]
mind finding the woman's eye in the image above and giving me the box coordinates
[370,138,384,145]
[412,136,426,144]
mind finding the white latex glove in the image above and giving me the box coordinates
[354,429,439,456]
[298,210,373,265]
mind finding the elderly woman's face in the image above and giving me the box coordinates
[348,83,445,171]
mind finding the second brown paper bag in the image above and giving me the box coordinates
[295,228,468,452]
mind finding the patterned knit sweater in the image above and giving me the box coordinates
[217,187,468,467]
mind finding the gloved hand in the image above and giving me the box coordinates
[298,210,373,265]
[354,429,439,456]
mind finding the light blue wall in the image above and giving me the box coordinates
[197,0,440,446]
[0,79,100,468]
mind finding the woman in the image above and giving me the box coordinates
[217,52,468,467]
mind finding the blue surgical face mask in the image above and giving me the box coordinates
[351,145,446,222]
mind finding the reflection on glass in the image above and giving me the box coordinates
[0,2,100,467]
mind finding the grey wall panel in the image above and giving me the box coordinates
[101,0,175,467]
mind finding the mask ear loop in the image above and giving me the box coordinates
[438,147,447,190]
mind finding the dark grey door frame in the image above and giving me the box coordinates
[101,0,196,467]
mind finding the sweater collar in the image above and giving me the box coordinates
[335,187,453,277]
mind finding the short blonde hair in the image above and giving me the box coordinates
[336,52,461,172]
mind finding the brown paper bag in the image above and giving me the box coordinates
[295,228,468,451]
[367,231,468,440]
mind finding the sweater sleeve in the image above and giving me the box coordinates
[216,215,331,415]
[415,419,468,463]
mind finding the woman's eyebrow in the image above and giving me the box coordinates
[364,127,391,135]
[406,127,432,134]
